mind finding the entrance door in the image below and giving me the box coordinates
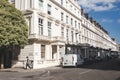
[52,45,57,59]
[41,45,45,59]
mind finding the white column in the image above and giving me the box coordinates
[24,0,27,10]
[43,17,48,36]
[33,43,41,69]
[57,45,60,60]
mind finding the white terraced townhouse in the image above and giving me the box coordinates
[8,0,118,69]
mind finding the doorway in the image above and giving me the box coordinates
[52,45,57,59]
[41,45,45,59]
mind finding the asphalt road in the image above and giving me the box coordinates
[0,58,120,80]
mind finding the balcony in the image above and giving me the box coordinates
[28,34,65,43]
[38,12,46,17]
[28,34,51,42]
[67,41,76,45]
[81,23,87,28]
[55,19,60,26]
[22,9,33,15]
[47,15,54,21]
[51,36,65,42]
[55,19,60,24]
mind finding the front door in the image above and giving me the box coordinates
[52,45,57,59]
[41,45,45,59]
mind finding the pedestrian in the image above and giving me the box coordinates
[26,56,31,69]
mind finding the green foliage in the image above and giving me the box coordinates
[0,0,28,48]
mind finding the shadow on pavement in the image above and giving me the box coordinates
[79,58,120,71]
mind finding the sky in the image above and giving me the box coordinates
[77,0,120,44]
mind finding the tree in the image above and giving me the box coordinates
[0,0,28,48]
[0,0,28,68]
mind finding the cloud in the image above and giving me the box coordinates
[102,19,113,23]
[77,0,120,12]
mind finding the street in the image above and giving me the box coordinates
[0,58,120,80]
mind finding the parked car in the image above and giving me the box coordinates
[117,55,120,65]
[83,58,90,65]
[83,57,95,65]
[95,56,103,62]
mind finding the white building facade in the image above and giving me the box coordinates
[9,0,118,69]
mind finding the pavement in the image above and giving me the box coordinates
[0,68,36,72]
[0,66,62,73]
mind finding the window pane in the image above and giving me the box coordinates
[61,27,64,37]
[47,4,51,15]
[38,0,43,7]
[61,12,64,21]
[48,22,51,36]
[38,18,43,35]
